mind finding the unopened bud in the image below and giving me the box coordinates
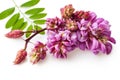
[14,49,27,64]
[5,30,24,38]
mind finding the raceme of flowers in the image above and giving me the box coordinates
[5,4,116,64]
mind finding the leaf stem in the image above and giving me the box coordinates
[23,30,36,33]
[24,28,47,50]
[12,0,34,26]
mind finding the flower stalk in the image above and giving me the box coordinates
[24,28,47,50]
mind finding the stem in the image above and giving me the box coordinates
[23,30,36,33]
[12,0,34,25]
[24,28,47,50]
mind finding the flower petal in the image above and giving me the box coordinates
[105,42,112,55]
[109,37,116,44]
[79,42,86,50]
[91,38,99,50]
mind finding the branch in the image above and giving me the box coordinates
[24,28,47,49]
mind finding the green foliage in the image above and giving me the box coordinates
[26,25,33,38]
[6,13,20,28]
[25,8,45,15]
[30,13,47,19]
[12,18,24,30]
[0,7,15,20]
[20,22,28,30]
[0,0,47,38]
[34,25,45,35]
[34,20,46,24]
[21,0,40,7]
[38,27,45,35]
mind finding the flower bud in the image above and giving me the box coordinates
[5,30,24,38]
[14,49,27,64]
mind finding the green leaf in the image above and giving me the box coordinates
[20,22,28,30]
[26,25,33,38]
[12,18,24,30]
[6,13,20,28]
[25,8,45,15]
[0,7,15,20]
[34,20,46,24]
[30,13,47,19]
[34,25,45,35]
[21,0,40,7]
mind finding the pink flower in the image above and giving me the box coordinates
[30,42,46,64]
[66,19,78,31]
[47,5,116,55]
[73,11,90,20]
[60,4,75,19]
[46,17,65,30]
[5,30,24,38]
[46,30,76,58]
[14,49,27,64]
[89,18,116,54]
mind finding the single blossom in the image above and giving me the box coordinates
[87,12,97,22]
[30,42,46,64]
[60,4,75,19]
[14,49,27,64]
[46,17,65,30]
[66,19,78,31]
[73,11,90,21]
[5,30,24,38]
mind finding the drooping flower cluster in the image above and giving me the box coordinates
[5,4,116,64]
[46,4,116,58]
[47,30,76,58]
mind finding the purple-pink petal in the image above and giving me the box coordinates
[105,42,112,55]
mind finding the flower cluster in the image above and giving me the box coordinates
[46,4,116,58]
[5,4,116,64]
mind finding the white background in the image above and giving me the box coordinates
[0,0,120,80]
